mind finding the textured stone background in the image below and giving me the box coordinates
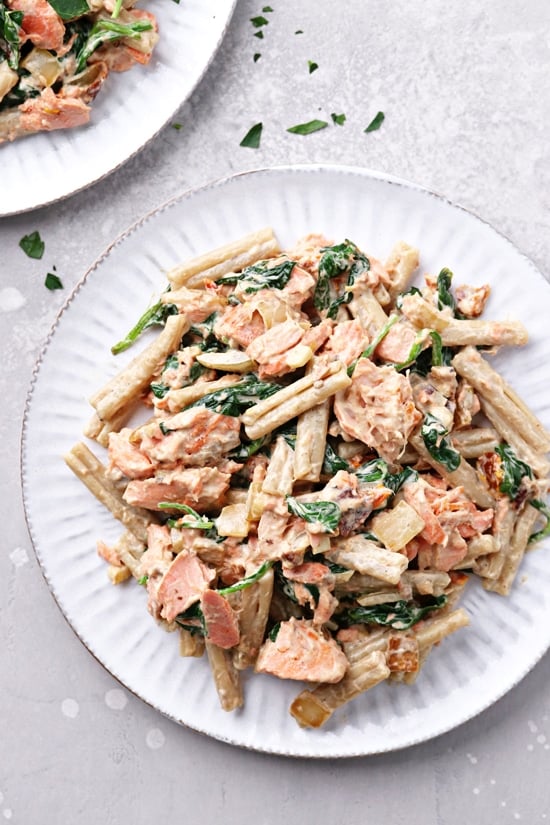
[1,1,550,822]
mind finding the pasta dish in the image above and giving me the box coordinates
[0,0,158,142]
[65,228,550,728]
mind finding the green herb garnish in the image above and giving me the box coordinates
[19,231,44,259]
[364,111,385,133]
[331,112,346,126]
[45,273,63,290]
[240,122,263,148]
[308,60,318,73]
[250,15,269,27]
[253,52,261,62]
[287,119,328,135]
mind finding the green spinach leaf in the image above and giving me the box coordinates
[187,373,280,416]
[286,497,341,533]
[421,414,461,472]
[495,442,533,499]
[217,259,295,293]
[339,595,447,630]
[111,300,178,355]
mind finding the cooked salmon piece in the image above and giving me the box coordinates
[201,590,240,649]
[19,87,90,135]
[137,408,240,467]
[282,561,334,586]
[284,233,332,278]
[157,551,215,622]
[255,618,348,683]
[97,539,124,567]
[334,358,422,464]
[375,321,419,364]
[279,263,317,309]
[322,319,368,366]
[108,428,154,479]
[214,302,267,348]
[123,466,233,511]
[9,0,65,51]
[455,283,491,318]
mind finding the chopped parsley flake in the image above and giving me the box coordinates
[365,111,385,132]
[331,112,346,126]
[250,15,268,27]
[19,231,45,259]
[308,60,318,73]
[45,272,63,290]
[253,52,261,62]
[287,119,328,135]
[254,30,264,38]
[240,122,263,149]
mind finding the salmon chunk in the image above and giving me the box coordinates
[255,618,348,683]
[201,590,240,649]
[137,408,240,467]
[19,87,90,135]
[10,0,65,51]
[123,466,233,511]
[158,552,215,622]
[334,358,422,463]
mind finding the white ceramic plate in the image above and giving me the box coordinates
[21,166,550,757]
[0,0,236,216]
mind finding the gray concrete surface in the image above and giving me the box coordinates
[1,0,550,822]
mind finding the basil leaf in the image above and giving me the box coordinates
[495,442,533,500]
[322,442,349,475]
[75,18,153,72]
[47,0,89,20]
[218,259,295,293]
[364,111,385,132]
[240,122,263,149]
[529,499,550,544]
[331,112,346,126]
[111,300,178,355]
[218,561,273,596]
[45,272,63,290]
[187,373,280,417]
[421,414,461,472]
[286,497,341,533]
[339,595,447,630]
[287,119,328,135]
[19,231,44,259]
[0,4,23,69]
[308,60,318,73]
[158,501,214,530]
